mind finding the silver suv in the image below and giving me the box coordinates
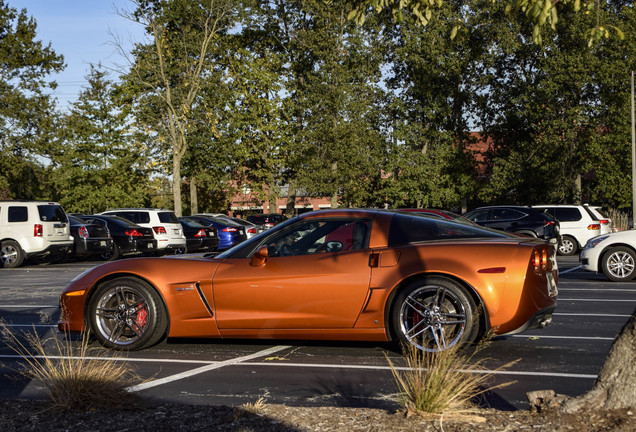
[531,204,611,255]
[100,208,186,254]
[0,200,74,268]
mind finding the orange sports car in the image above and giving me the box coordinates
[58,209,558,352]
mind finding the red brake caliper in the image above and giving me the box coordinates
[136,307,148,327]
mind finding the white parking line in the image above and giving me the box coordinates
[0,305,57,308]
[559,266,581,274]
[126,345,291,392]
[511,334,615,340]
[0,354,598,380]
[558,298,635,302]
[558,288,636,292]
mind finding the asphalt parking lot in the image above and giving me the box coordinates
[0,254,634,410]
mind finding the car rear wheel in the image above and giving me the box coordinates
[0,240,24,268]
[601,247,636,282]
[101,243,120,261]
[558,235,578,256]
[391,277,479,352]
[88,277,167,350]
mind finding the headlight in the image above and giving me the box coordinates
[584,235,609,249]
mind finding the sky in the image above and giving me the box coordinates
[8,0,146,106]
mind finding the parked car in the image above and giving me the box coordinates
[80,215,157,260]
[198,214,264,239]
[178,218,220,253]
[246,213,287,230]
[182,215,247,250]
[68,215,114,259]
[397,208,477,225]
[580,230,636,281]
[59,209,558,352]
[463,205,560,243]
[531,204,606,255]
[99,208,186,255]
[0,200,73,268]
[586,205,613,234]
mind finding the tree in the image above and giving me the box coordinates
[119,0,238,216]
[0,0,64,199]
[50,66,150,213]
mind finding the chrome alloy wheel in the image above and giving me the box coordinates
[398,285,467,352]
[93,285,152,347]
[605,250,635,281]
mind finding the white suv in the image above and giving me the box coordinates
[0,200,74,268]
[531,204,611,255]
[100,208,186,254]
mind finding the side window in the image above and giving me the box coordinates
[468,209,490,222]
[493,209,524,220]
[554,208,582,222]
[265,219,370,257]
[8,206,28,222]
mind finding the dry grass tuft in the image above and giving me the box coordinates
[386,342,517,420]
[0,321,142,411]
[240,397,267,415]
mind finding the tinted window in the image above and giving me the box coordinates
[8,206,28,222]
[265,219,370,256]
[389,213,509,247]
[158,212,179,223]
[466,209,490,222]
[551,208,582,222]
[491,208,525,220]
[37,205,67,222]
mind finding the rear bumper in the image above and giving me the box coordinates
[25,242,73,259]
[499,305,556,336]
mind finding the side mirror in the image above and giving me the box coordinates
[250,245,268,267]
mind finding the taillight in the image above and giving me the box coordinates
[248,228,256,234]
[153,226,167,234]
[544,220,555,226]
[34,224,43,237]
[587,223,601,230]
[222,227,238,232]
[531,248,552,272]
[599,219,609,225]
[78,226,89,238]
[194,229,206,237]
[125,229,143,237]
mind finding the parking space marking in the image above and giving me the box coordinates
[557,288,636,292]
[559,266,581,274]
[126,345,291,393]
[511,334,614,340]
[555,312,631,317]
[0,354,598,380]
[558,298,635,302]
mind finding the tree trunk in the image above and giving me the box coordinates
[562,308,636,412]
[173,154,182,217]
[189,176,198,215]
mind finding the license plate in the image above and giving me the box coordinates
[147,243,153,249]
[100,241,106,246]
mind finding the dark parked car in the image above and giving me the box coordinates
[80,215,157,260]
[182,215,247,250]
[397,209,477,225]
[246,213,287,230]
[463,205,560,243]
[178,218,220,253]
[68,215,114,259]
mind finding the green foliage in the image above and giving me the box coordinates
[0,0,64,199]
[51,66,151,213]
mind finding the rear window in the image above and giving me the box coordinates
[158,212,179,224]
[37,205,67,222]
[389,213,510,247]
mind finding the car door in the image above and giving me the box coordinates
[211,218,372,330]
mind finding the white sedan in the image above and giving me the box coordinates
[580,230,636,281]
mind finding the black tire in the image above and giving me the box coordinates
[0,240,24,268]
[88,277,168,350]
[601,246,636,282]
[558,235,579,256]
[101,243,120,261]
[391,277,479,352]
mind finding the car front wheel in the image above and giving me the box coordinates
[601,246,636,282]
[391,277,479,352]
[558,235,578,256]
[0,240,24,268]
[88,277,167,350]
